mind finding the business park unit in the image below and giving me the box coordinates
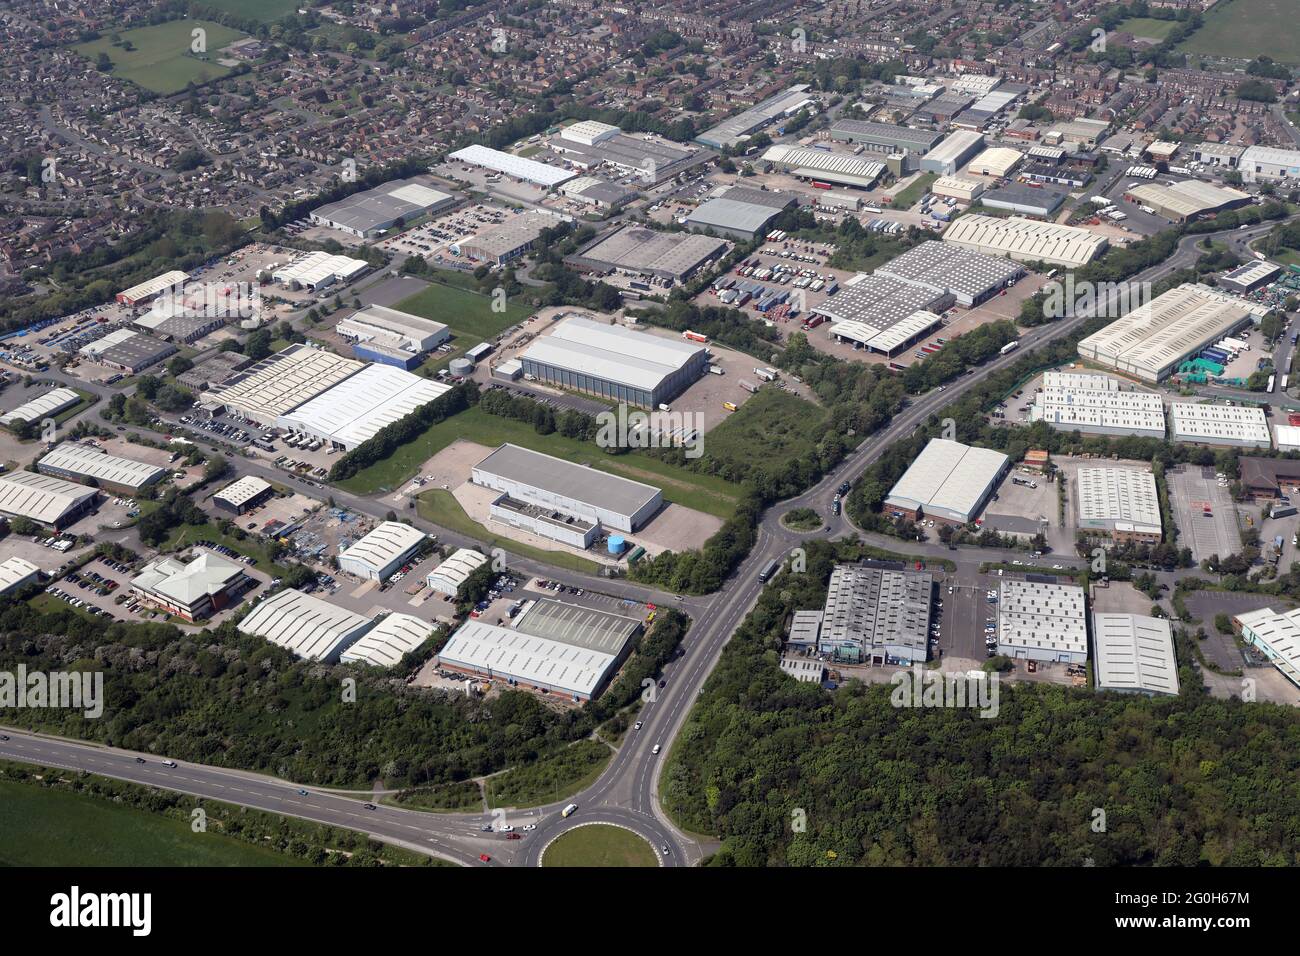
[932,176,984,203]
[827,119,944,155]
[1238,145,1300,184]
[1076,467,1162,545]
[1092,613,1179,696]
[0,556,40,598]
[277,364,452,451]
[695,84,816,150]
[436,597,643,701]
[979,183,1069,218]
[449,144,576,189]
[456,209,569,265]
[760,144,886,190]
[942,215,1108,268]
[336,520,427,582]
[472,442,662,534]
[213,475,273,515]
[129,552,253,622]
[1076,284,1254,382]
[37,441,164,495]
[206,343,364,427]
[426,548,489,597]
[78,328,176,374]
[566,225,728,282]
[547,126,713,186]
[336,305,450,369]
[1029,371,1166,439]
[520,315,707,408]
[238,587,375,662]
[1169,402,1271,449]
[1,387,80,428]
[920,131,985,175]
[814,563,933,665]
[813,241,1022,355]
[1124,179,1251,222]
[884,438,1009,525]
[996,579,1088,664]
[0,471,98,529]
[116,270,188,307]
[1234,606,1300,688]
[684,185,796,241]
[309,178,457,238]
[967,147,1024,178]
[271,251,369,292]
[340,613,435,667]
[1219,260,1281,294]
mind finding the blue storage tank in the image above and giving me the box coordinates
[607,536,627,555]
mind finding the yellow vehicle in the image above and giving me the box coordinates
[722,401,738,412]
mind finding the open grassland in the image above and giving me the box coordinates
[338,406,741,518]
[704,388,828,475]
[74,21,246,94]
[395,274,535,342]
[0,778,305,867]
[206,0,301,21]
[1116,17,1178,40]
[1178,0,1300,63]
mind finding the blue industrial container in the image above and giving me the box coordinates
[607,535,627,555]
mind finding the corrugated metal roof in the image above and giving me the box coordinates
[1093,613,1179,694]
[0,471,97,525]
[341,613,434,667]
[338,521,426,573]
[238,588,373,661]
[39,442,165,489]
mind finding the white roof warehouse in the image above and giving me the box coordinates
[337,521,427,582]
[341,613,435,667]
[1077,284,1254,383]
[38,442,165,494]
[472,443,663,534]
[0,471,98,528]
[520,315,707,408]
[437,598,643,701]
[238,588,375,662]
[884,438,1009,525]
[1092,613,1179,696]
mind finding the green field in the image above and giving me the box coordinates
[0,778,305,867]
[1116,17,1178,40]
[891,172,937,209]
[542,823,658,867]
[486,740,612,808]
[395,275,534,342]
[337,405,741,517]
[417,489,603,574]
[205,0,299,22]
[705,388,828,475]
[74,20,246,94]
[163,521,280,573]
[1178,0,1300,63]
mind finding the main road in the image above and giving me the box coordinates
[1,218,1292,866]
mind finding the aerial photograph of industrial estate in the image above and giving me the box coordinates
[2,0,1300,928]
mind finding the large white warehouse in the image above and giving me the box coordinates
[472,443,663,533]
[238,588,374,662]
[996,580,1088,664]
[1092,613,1179,696]
[942,215,1108,268]
[884,438,1009,525]
[1077,284,1255,383]
[436,598,642,701]
[278,364,452,450]
[337,521,427,581]
[520,316,707,408]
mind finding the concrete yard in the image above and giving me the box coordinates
[1167,463,1242,563]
